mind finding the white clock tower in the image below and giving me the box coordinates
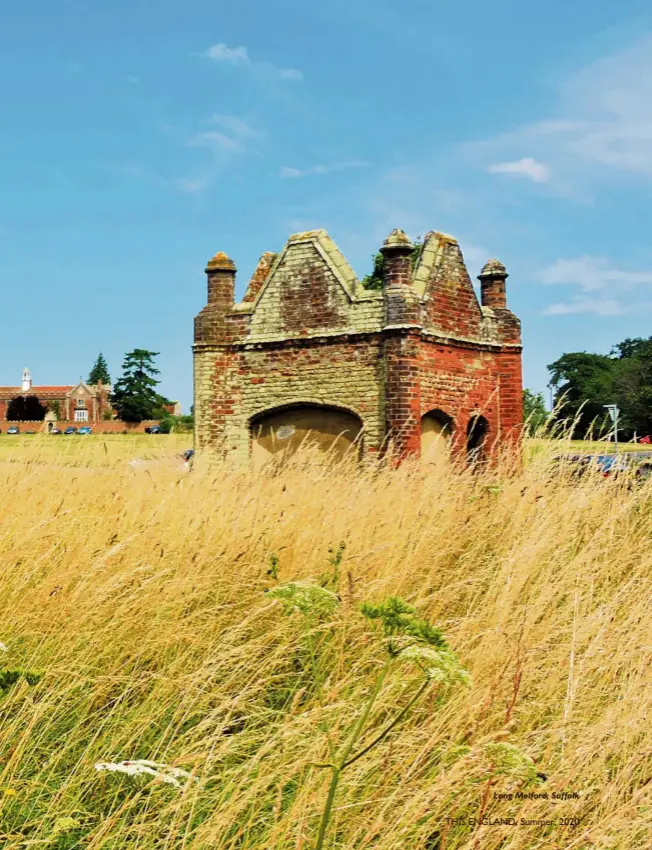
[21,367,32,393]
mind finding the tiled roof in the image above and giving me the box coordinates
[0,386,75,396]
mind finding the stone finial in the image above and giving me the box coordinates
[478,258,508,279]
[379,230,415,291]
[206,251,237,273]
[478,258,509,309]
[380,229,414,254]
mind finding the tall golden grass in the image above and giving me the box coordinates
[0,438,649,849]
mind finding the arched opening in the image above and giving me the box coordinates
[421,410,454,466]
[466,414,489,463]
[250,404,363,464]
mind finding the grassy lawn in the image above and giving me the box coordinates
[526,436,647,461]
[0,433,191,467]
[0,440,648,848]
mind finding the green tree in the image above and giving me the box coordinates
[547,352,614,438]
[110,350,170,423]
[609,338,652,438]
[523,389,548,435]
[547,337,652,440]
[47,400,61,418]
[7,395,47,421]
[88,352,111,386]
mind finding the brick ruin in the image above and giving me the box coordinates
[193,228,523,464]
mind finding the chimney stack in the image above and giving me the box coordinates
[205,251,236,306]
[478,258,508,309]
[380,229,414,287]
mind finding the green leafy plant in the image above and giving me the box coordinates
[360,237,424,290]
[0,667,42,693]
[266,585,469,850]
[322,541,346,588]
[266,552,280,581]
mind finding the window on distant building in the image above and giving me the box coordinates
[76,398,86,407]
[74,409,88,422]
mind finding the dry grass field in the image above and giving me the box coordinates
[0,436,649,849]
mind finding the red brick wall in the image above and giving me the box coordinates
[0,393,114,423]
[419,341,523,457]
[196,335,385,455]
[423,239,484,339]
[384,331,422,456]
[197,332,523,461]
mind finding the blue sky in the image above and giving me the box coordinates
[2,0,652,411]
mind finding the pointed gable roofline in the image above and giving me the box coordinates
[243,229,363,312]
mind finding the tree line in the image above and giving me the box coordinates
[522,335,652,441]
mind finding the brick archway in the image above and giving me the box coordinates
[421,409,454,466]
[467,414,489,463]
[250,403,364,463]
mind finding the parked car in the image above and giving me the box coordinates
[50,428,61,434]
[639,435,651,444]
[552,451,652,483]
[77,426,93,435]
[64,427,77,435]
[7,426,19,435]
[145,425,162,434]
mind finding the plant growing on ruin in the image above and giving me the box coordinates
[360,237,424,290]
[266,584,469,850]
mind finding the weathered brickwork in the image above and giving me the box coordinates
[193,228,523,463]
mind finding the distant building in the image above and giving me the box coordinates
[0,368,112,422]
[0,368,181,423]
[163,401,182,416]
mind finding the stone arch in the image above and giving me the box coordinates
[249,402,364,464]
[420,409,454,466]
[466,414,489,463]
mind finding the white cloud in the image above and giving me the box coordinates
[205,43,250,64]
[540,255,652,316]
[543,297,626,316]
[280,160,367,178]
[487,157,549,183]
[176,177,210,194]
[541,256,652,291]
[279,68,303,81]
[190,131,242,152]
[209,114,260,139]
[179,123,252,195]
[474,34,652,185]
[204,43,302,81]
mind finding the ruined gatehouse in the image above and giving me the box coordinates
[193,228,523,463]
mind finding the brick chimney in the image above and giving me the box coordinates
[195,251,237,344]
[206,251,236,306]
[380,229,414,287]
[381,230,421,327]
[478,258,508,309]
